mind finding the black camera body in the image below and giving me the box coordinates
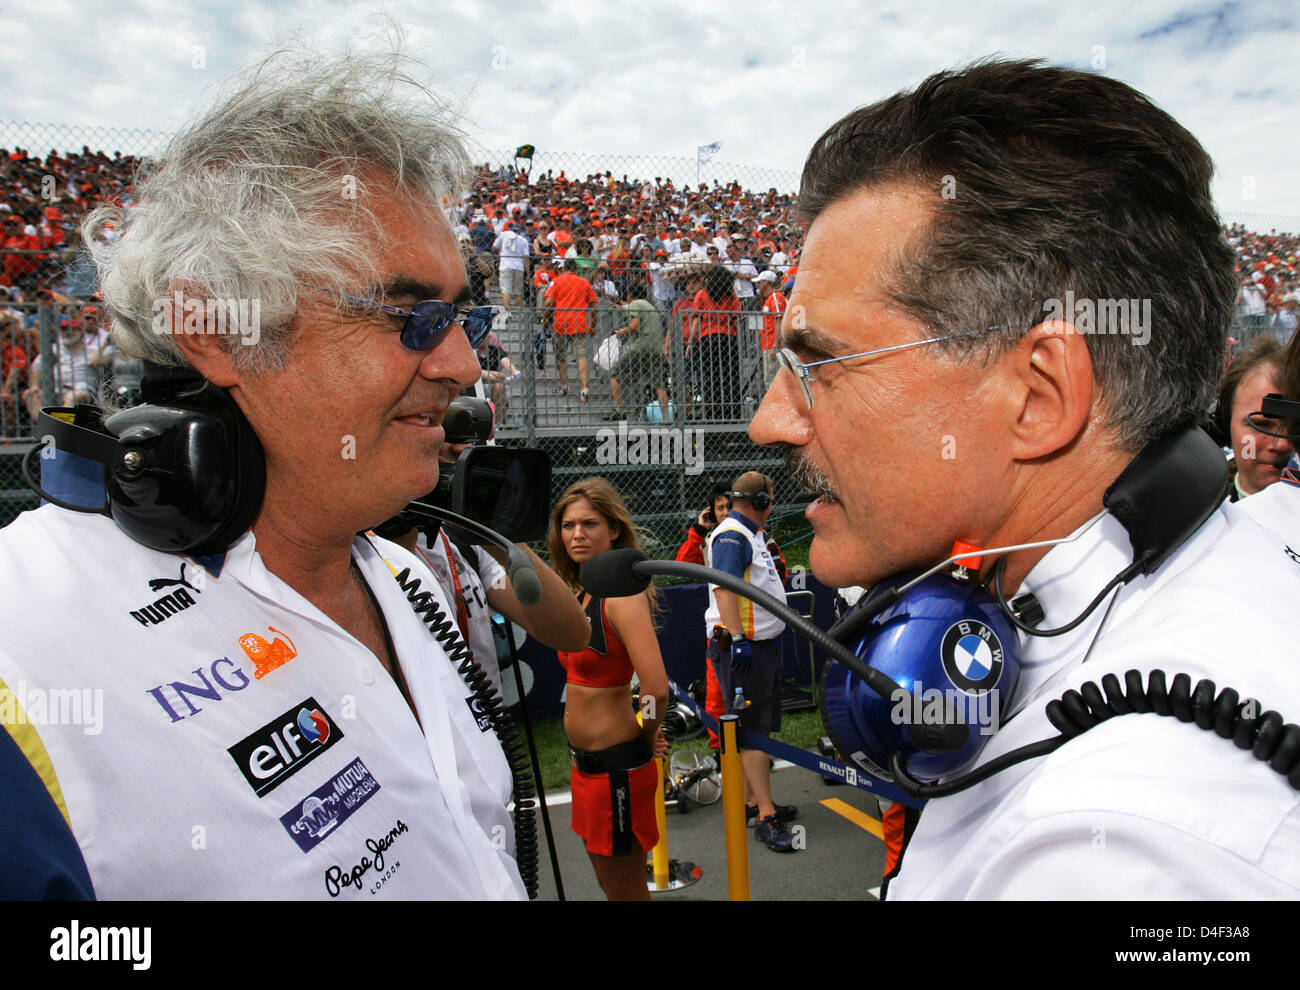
[374,395,552,545]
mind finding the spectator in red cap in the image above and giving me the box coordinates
[754,270,787,387]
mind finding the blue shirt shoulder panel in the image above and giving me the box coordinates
[0,725,95,900]
[711,529,753,578]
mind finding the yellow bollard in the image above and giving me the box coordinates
[638,702,671,892]
[651,754,669,890]
[720,714,750,901]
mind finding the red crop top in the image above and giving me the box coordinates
[557,596,635,688]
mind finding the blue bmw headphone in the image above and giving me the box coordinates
[818,423,1298,797]
[582,424,1300,800]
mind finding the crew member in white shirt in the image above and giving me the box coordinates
[0,42,589,900]
[750,59,1300,899]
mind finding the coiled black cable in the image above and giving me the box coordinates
[890,668,1300,799]
[393,567,539,899]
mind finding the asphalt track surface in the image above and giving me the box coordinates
[531,756,889,901]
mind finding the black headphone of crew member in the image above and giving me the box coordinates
[727,472,775,514]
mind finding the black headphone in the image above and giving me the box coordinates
[26,363,265,557]
[728,482,773,512]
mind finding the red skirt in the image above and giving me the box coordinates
[570,758,660,857]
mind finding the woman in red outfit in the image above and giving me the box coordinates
[686,264,742,419]
[547,477,669,900]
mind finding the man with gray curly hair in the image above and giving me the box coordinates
[0,46,557,900]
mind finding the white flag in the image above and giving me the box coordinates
[697,141,722,166]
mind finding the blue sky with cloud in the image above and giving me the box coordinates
[1,0,1296,220]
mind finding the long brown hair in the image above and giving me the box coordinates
[547,476,660,612]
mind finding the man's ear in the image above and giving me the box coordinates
[163,284,241,388]
[1002,320,1095,460]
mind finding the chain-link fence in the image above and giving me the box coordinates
[0,121,807,544]
[3,120,1299,549]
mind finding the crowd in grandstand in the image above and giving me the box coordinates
[1,148,1298,436]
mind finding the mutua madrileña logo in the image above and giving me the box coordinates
[227,698,342,797]
[280,757,381,854]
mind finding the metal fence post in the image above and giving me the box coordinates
[37,301,54,409]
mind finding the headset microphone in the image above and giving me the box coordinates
[25,373,265,556]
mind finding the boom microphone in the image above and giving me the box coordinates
[578,548,653,598]
[508,553,544,607]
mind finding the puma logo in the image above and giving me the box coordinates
[148,562,200,594]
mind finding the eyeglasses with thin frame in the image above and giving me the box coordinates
[298,283,495,351]
[774,326,1009,410]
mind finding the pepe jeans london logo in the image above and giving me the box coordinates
[323,819,410,897]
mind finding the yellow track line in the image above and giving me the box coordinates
[820,797,884,841]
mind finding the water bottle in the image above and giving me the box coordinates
[731,687,746,714]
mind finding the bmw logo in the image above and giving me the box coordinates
[940,619,1005,694]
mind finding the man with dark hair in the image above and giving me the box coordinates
[676,480,733,567]
[1216,336,1294,499]
[752,59,1300,897]
[1232,325,1300,545]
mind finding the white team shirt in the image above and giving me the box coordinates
[0,507,525,900]
[415,530,509,699]
[704,514,787,641]
[891,504,1300,899]
[1234,477,1300,548]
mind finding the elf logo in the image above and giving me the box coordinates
[227,697,343,797]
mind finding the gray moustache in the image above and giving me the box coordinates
[787,451,838,501]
